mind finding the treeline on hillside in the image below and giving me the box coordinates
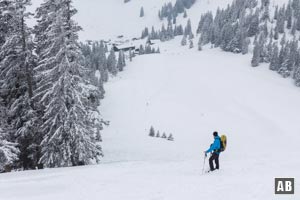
[81,41,128,82]
[196,0,300,86]
[158,0,196,22]
[141,19,194,42]
[144,0,300,87]
[80,40,160,83]
[0,0,109,172]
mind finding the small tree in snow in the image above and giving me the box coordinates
[149,126,155,137]
[117,51,125,71]
[269,44,279,71]
[198,37,203,51]
[168,134,174,141]
[183,10,187,18]
[251,41,261,67]
[189,39,194,49]
[145,45,152,54]
[156,131,160,138]
[139,45,145,55]
[156,47,160,53]
[107,48,118,75]
[140,7,145,17]
[129,49,133,61]
[181,35,187,46]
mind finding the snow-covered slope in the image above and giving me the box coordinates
[1,39,300,199]
[30,0,178,40]
[2,0,299,200]
[73,0,175,40]
[29,0,290,41]
[30,0,236,41]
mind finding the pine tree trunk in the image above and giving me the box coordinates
[21,16,34,108]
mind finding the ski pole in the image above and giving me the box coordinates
[202,153,206,174]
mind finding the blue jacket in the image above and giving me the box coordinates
[206,136,221,154]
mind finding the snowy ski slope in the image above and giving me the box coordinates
[1,0,300,199]
[29,0,289,41]
[1,38,300,200]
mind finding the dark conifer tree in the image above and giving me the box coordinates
[140,6,144,17]
[269,44,279,71]
[149,126,155,137]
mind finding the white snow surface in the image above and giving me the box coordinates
[1,38,300,199]
[28,0,287,41]
[3,0,299,200]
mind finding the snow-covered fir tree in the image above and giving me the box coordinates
[248,9,260,37]
[34,0,103,168]
[117,50,125,71]
[0,0,38,169]
[269,44,279,71]
[141,27,149,39]
[184,19,192,36]
[107,48,118,76]
[150,26,159,40]
[95,41,109,83]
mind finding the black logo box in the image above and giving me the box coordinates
[275,178,295,194]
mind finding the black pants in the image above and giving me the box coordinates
[209,152,219,171]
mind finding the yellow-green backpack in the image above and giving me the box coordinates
[220,135,227,152]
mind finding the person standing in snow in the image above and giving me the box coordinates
[204,131,221,172]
